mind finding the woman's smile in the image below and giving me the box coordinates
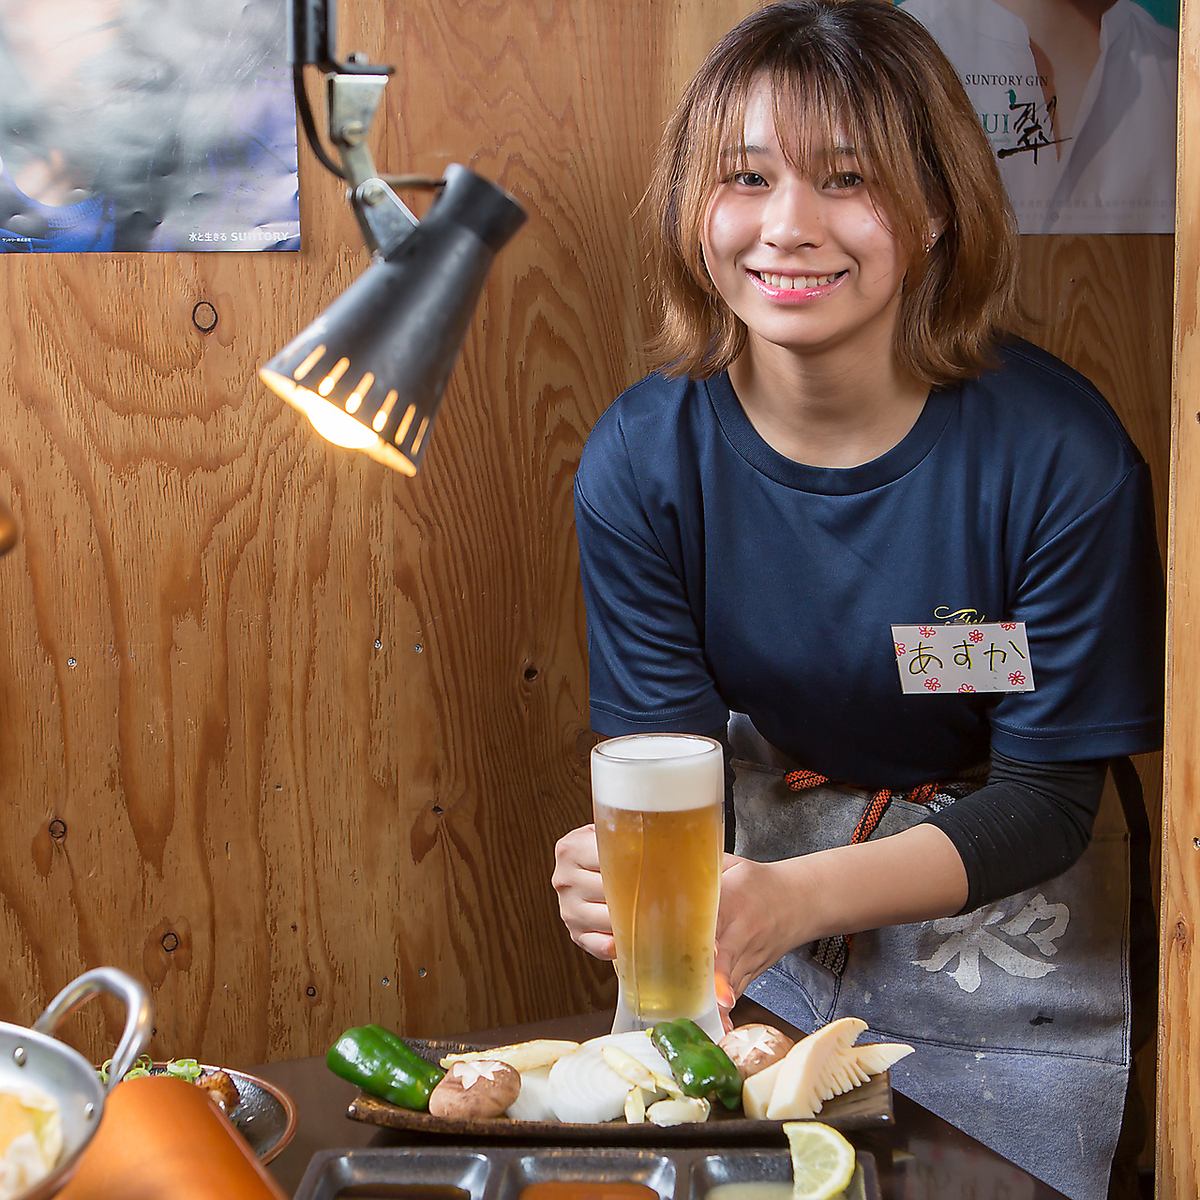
[745,267,849,302]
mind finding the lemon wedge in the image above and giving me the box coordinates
[783,1120,856,1200]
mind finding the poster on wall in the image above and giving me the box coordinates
[895,0,1178,234]
[0,0,300,253]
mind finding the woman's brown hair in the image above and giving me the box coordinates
[645,0,1022,384]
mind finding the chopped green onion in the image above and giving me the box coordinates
[95,1054,203,1084]
[165,1058,202,1082]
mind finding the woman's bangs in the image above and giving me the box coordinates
[768,61,860,180]
[702,70,754,180]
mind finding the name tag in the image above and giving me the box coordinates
[891,622,1035,695]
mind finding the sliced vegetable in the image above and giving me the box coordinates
[164,1058,203,1083]
[601,1045,683,1099]
[624,1086,647,1125]
[650,1018,742,1110]
[326,1024,445,1111]
[848,1041,914,1076]
[742,1056,783,1120]
[765,1018,867,1120]
[506,1066,556,1121]
[97,1055,202,1084]
[646,1096,711,1126]
[440,1039,578,1073]
[547,1031,675,1123]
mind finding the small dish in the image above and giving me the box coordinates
[214,1065,299,1165]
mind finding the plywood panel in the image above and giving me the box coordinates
[1019,233,1171,832]
[1160,0,1198,1192]
[0,1,1172,1121]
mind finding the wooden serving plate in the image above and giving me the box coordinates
[346,1038,894,1143]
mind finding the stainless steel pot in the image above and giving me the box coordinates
[0,968,152,1200]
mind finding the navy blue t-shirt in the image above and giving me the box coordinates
[574,339,1163,789]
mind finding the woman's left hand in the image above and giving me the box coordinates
[714,853,808,1028]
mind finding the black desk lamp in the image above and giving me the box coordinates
[260,0,527,475]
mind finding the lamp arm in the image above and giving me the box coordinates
[326,74,420,257]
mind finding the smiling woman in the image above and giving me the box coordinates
[643,1,1020,386]
[551,4,1164,1200]
[701,99,909,363]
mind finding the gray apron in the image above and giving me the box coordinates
[728,715,1132,1200]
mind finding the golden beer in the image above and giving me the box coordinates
[592,734,723,1031]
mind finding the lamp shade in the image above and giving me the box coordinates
[261,163,525,474]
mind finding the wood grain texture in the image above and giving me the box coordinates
[1160,0,1197,1193]
[0,2,1171,1129]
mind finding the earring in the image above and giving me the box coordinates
[924,234,938,254]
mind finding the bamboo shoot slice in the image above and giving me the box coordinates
[764,1018,866,1121]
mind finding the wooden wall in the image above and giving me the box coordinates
[1160,0,1197,1192]
[0,0,1173,1123]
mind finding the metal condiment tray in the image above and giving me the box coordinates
[294,1144,880,1200]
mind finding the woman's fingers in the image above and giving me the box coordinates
[573,931,617,961]
[715,942,737,1004]
[552,859,607,903]
[552,823,615,960]
[555,823,602,870]
[564,899,613,935]
[714,966,736,1031]
[552,865,607,904]
[552,824,606,897]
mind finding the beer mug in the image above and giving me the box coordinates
[591,733,724,1040]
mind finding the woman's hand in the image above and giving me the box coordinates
[551,823,616,960]
[715,853,809,1023]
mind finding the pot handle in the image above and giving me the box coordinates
[33,967,153,1093]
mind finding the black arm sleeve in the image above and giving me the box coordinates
[922,750,1107,913]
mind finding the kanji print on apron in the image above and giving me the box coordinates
[728,714,1132,1200]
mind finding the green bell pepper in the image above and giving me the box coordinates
[650,1018,742,1110]
[326,1024,445,1111]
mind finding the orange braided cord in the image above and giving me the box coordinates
[784,769,829,790]
[850,789,894,843]
[908,781,941,804]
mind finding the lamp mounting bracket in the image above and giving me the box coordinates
[327,74,419,256]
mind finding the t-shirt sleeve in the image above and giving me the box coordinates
[574,417,729,736]
[988,461,1164,760]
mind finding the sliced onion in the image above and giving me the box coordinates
[548,1031,674,1123]
[505,1066,556,1122]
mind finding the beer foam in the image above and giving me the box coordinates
[592,734,722,811]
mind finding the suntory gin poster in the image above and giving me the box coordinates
[896,0,1178,234]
